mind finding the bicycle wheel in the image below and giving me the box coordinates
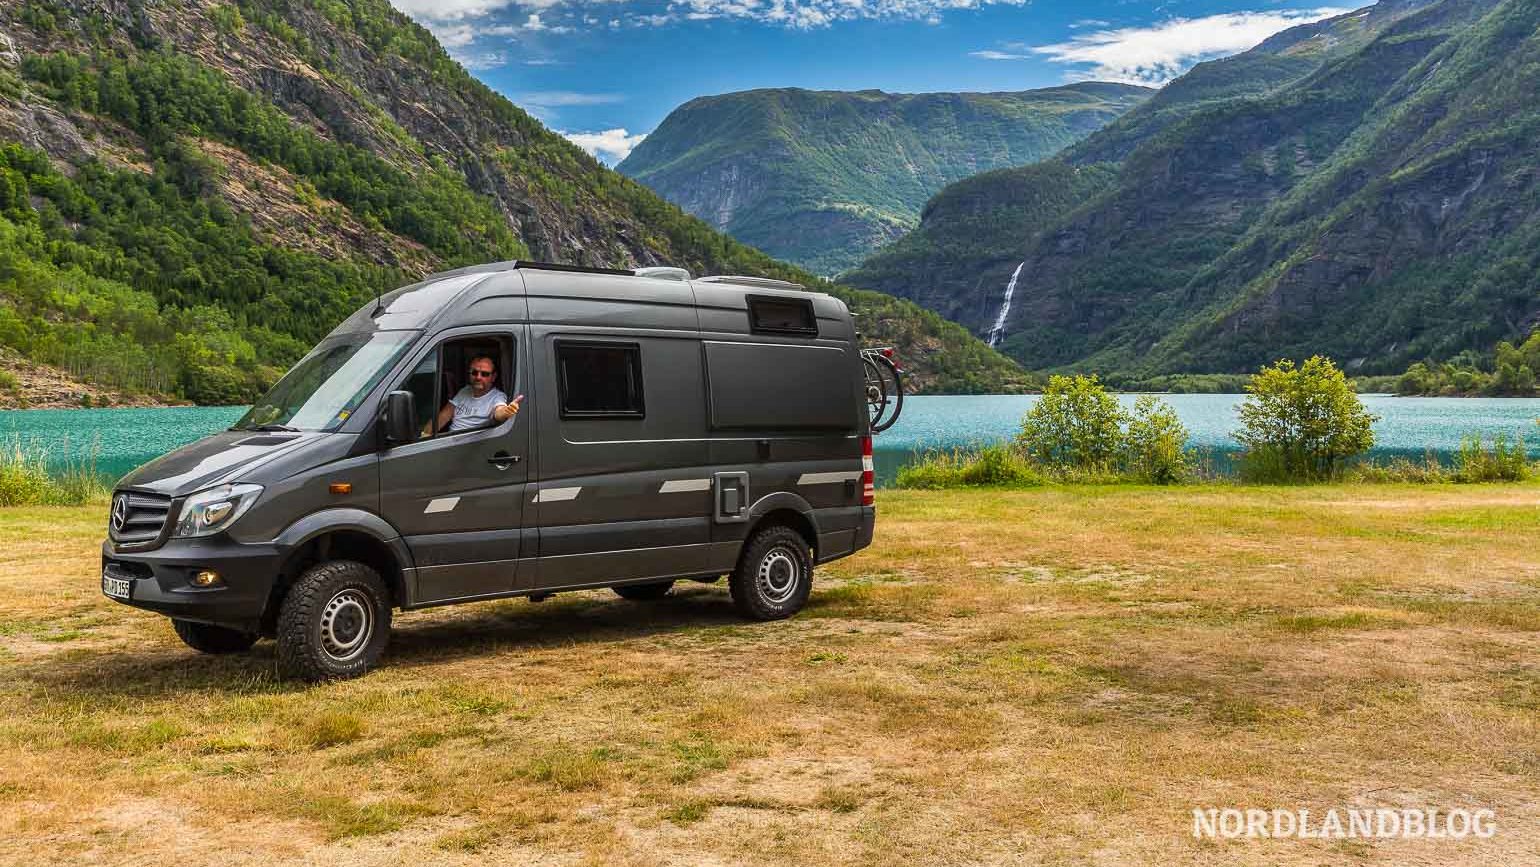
[870,353,904,433]
[862,355,891,430]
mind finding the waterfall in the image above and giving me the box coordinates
[987,262,1025,348]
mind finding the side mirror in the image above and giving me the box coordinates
[383,390,417,445]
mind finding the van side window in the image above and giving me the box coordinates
[747,295,818,336]
[557,341,644,418]
[396,334,515,438]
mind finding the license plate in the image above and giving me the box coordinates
[102,572,132,600]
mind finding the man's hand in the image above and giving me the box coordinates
[493,393,523,423]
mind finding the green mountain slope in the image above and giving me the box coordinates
[616,84,1151,275]
[847,0,1536,378]
[0,0,1029,405]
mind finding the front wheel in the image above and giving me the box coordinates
[276,560,392,682]
[729,525,813,621]
[172,619,258,654]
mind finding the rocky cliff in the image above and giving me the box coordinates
[846,0,1537,378]
[617,84,1151,276]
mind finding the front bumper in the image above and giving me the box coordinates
[100,535,283,631]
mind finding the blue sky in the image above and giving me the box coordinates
[388,0,1356,163]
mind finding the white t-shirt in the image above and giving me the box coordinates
[448,385,508,431]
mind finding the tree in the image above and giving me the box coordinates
[1017,374,1127,470]
[1236,356,1377,481]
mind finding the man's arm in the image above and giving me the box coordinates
[423,401,454,437]
[492,394,523,423]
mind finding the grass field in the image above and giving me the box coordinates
[1,485,1537,865]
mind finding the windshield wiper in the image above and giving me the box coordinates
[230,423,301,433]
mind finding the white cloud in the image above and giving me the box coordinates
[1032,9,1351,86]
[515,91,626,107]
[455,50,510,69]
[653,0,1029,29]
[561,128,649,163]
[389,0,520,20]
[969,49,1027,60]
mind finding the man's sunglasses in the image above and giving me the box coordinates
[468,369,495,378]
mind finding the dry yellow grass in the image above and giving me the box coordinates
[1,485,1538,865]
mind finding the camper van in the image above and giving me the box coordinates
[100,262,877,680]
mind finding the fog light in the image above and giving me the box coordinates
[191,570,222,588]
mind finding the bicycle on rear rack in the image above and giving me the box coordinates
[861,347,904,433]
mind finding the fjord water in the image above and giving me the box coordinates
[3,396,1538,486]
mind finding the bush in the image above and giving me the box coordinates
[1345,454,1450,484]
[1017,374,1127,471]
[1236,357,1377,482]
[1453,433,1531,482]
[0,438,109,506]
[896,443,1042,489]
[1123,394,1191,484]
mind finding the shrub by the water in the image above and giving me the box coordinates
[1453,433,1531,482]
[1236,357,1377,482]
[1017,374,1127,472]
[1122,394,1191,485]
[0,439,110,506]
[899,379,1192,488]
[896,444,1042,489]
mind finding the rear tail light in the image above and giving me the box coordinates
[861,435,875,506]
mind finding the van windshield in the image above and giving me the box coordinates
[232,331,417,432]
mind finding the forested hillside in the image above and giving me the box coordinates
[848,0,1540,380]
[617,84,1149,275]
[0,0,1029,406]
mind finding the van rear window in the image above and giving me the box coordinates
[557,341,644,418]
[747,296,818,336]
[704,341,856,430]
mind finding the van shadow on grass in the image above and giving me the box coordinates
[21,585,748,698]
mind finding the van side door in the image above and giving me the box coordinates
[379,326,531,605]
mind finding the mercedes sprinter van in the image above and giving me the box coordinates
[101,262,876,680]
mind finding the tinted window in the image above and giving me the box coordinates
[748,296,817,336]
[558,342,644,418]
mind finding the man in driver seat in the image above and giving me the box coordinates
[430,355,520,434]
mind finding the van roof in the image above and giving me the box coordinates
[417,260,807,293]
[339,260,843,336]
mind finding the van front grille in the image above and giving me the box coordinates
[109,491,173,547]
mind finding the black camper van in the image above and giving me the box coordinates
[100,262,877,680]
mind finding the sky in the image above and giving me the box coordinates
[387,0,1357,163]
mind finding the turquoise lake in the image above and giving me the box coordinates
[3,395,1538,487]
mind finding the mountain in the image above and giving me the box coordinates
[846,0,1537,379]
[616,84,1151,276]
[0,0,1029,407]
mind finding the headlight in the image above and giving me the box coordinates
[173,484,264,538]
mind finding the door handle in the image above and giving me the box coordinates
[487,452,521,469]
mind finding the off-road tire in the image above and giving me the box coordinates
[276,560,391,682]
[613,580,675,601]
[729,525,813,621]
[171,619,258,654]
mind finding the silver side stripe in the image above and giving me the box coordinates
[533,486,582,503]
[659,479,711,493]
[424,497,460,514]
[797,471,862,486]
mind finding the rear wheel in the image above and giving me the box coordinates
[276,560,391,682]
[729,525,813,621]
[613,580,675,601]
[171,619,258,654]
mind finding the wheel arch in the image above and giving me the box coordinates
[263,509,412,634]
[744,493,818,558]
